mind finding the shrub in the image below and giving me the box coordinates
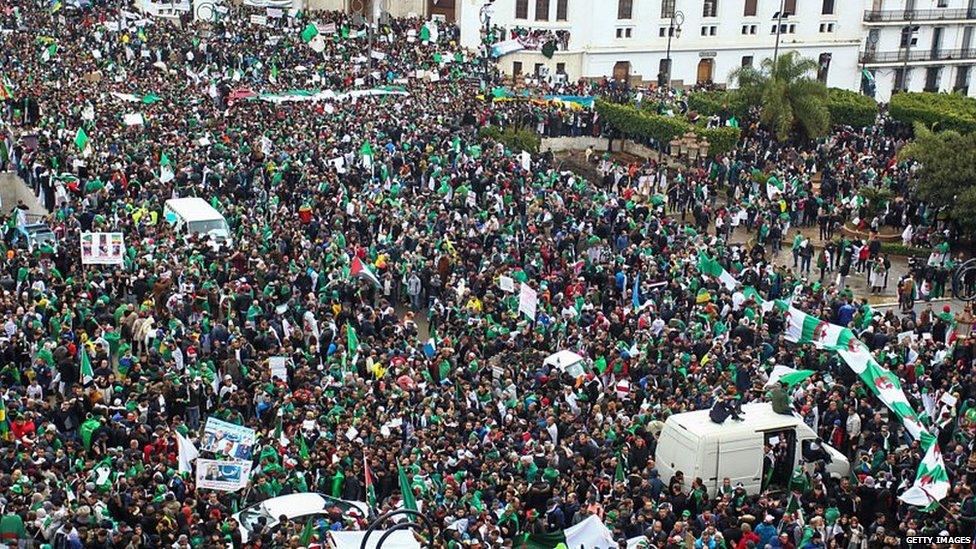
[889,92,976,134]
[687,90,747,120]
[827,88,878,129]
[595,99,742,157]
[477,126,541,154]
[879,243,932,258]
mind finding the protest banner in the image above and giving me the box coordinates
[519,282,538,320]
[201,417,256,460]
[268,356,289,381]
[80,232,124,265]
[195,459,251,491]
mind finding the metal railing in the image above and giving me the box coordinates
[859,48,976,63]
[863,8,976,22]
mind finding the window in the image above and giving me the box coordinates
[703,0,718,17]
[659,27,667,36]
[626,28,633,37]
[784,0,796,15]
[742,24,749,34]
[535,0,549,20]
[955,66,972,93]
[534,63,544,76]
[618,0,633,19]
[661,0,675,18]
[900,25,919,48]
[789,23,795,32]
[701,26,708,35]
[822,0,834,15]
[617,28,624,38]
[744,0,757,16]
[513,61,523,76]
[819,22,835,33]
[742,55,754,67]
[556,62,566,74]
[556,0,568,20]
[515,0,529,19]
[817,52,831,82]
[937,0,948,6]
[924,67,941,92]
[894,67,909,91]
[710,25,717,35]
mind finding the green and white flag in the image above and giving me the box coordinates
[764,365,815,388]
[838,349,923,438]
[80,345,94,385]
[360,140,374,170]
[159,151,174,183]
[696,251,737,291]
[899,431,950,507]
[300,23,318,43]
[520,515,616,549]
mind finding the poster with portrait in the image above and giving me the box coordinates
[195,459,252,491]
[80,232,124,265]
[201,417,256,460]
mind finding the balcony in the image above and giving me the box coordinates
[859,48,976,64]
[863,8,976,22]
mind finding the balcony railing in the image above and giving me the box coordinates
[860,48,976,63]
[863,8,976,22]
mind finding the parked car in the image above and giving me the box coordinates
[233,493,369,544]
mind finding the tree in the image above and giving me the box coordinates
[729,51,830,141]
[900,122,976,233]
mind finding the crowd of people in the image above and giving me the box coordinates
[0,0,974,548]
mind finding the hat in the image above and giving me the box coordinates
[682,510,691,517]
[223,374,232,381]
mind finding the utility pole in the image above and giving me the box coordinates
[480,1,495,88]
[773,0,786,66]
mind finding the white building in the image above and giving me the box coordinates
[303,0,456,21]
[457,0,863,92]
[860,0,976,100]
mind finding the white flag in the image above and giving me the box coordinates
[176,431,199,474]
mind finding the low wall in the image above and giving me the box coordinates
[541,136,664,161]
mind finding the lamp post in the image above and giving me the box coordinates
[660,10,685,91]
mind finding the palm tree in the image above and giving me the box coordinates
[729,51,830,141]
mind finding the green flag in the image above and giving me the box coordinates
[397,465,418,511]
[74,127,89,152]
[80,345,94,385]
[300,23,319,43]
[299,518,315,546]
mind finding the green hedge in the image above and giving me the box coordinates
[827,88,879,129]
[879,242,932,258]
[595,99,741,157]
[478,126,541,154]
[890,92,976,134]
[687,90,748,120]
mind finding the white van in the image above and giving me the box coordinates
[163,197,231,248]
[654,403,850,495]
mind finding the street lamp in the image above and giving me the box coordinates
[660,10,685,91]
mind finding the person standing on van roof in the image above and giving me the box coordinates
[770,382,793,416]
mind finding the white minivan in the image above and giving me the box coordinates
[163,197,232,249]
[654,403,850,495]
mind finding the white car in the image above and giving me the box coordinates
[233,493,369,544]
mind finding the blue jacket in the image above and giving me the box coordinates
[756,522,778,548]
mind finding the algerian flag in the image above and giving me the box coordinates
[74,127,90,153]
[269,64,279,84]
[766,174,784,199]
[838,349,922,438]
[300,22,319,43]
[783,307,828,345]
[41,43,57,62]
[765,365,815,388]
[159,151,174,183]
[80,345,94,385]
[176,431,199,474]
[899,431,950,507]
[696,251,737,291]
[520,515,616,548]
[397,464,418,511]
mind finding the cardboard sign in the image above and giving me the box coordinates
[201,417,256,460]
[195,459,251,492]
[519,282,538,320]
[80,232,124,264]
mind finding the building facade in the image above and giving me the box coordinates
[860,0,976,99]
[454,0,976,100]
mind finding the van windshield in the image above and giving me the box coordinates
[188,219,228,234]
